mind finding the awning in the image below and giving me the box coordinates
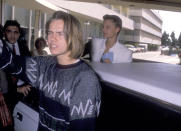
[42,0,134,30]
[5,0,60,13]
[5,0,134,30]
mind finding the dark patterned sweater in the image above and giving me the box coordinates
[0,44,101,131]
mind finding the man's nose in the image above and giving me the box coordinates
[11,32,16,36]
[9,31,16,37]
[49,33,57,41]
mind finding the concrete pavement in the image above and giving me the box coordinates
[133,51,180,65]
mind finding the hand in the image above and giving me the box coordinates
[102,59,111,63]
[0,92,4,105]
[17,85,31,96]
[101,52,113,63]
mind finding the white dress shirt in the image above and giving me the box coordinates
[6,41,20,55]
[91,38,132,63]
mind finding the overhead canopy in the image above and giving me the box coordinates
[45,0,134,30]
[5,0,181,13]
[4,0,134,30]
[68,0,181,12]
[5,0,59,13]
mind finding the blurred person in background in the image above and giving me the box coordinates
[90,14,132,63]
[32,37,48,56]
[178,52,181,65]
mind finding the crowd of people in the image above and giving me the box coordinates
[0,20,32,130]
[0,11,102,131]
[0,20,48,130]
[0,10,134,131]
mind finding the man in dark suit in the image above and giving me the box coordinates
[3,20,32,115]
[4,20,31,57]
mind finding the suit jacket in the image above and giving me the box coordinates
[91,38,132,63]
[4,39,31,89]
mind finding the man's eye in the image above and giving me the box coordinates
[106,26,110,29]
[6,30,11,33]
[47,31,52,35]
[57,32,64,36]
[14,31,19,34]
[6,30,19,34]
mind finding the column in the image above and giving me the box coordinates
[43,13,46,38]
[28,10,32,50]
[0,0,5,25]
[11,6,15,20]
[34,10,41,46]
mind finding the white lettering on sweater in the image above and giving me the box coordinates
[71,99,94,118]
[27,59,37,83]
[39,74,58,98]
[96,101,101,116]
[58,89,71,105]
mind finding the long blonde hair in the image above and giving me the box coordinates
[46,11,84,59]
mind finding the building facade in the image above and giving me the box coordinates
[0,0,162,51]
[125,8,162,49]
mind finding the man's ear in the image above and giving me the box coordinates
[17,33,20,38]
[116,27,120,35]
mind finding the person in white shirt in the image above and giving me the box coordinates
[91,14,132,63]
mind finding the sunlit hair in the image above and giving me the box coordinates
[103,14,122,34]
[46,11,84,59]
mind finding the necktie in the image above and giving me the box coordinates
[12,44,16,55]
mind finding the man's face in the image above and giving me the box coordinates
[102,19,120,39]
[5,26,20,44]
[47,20,68,56]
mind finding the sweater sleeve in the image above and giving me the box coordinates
[69,70,101,131]
[0,43,39,87]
